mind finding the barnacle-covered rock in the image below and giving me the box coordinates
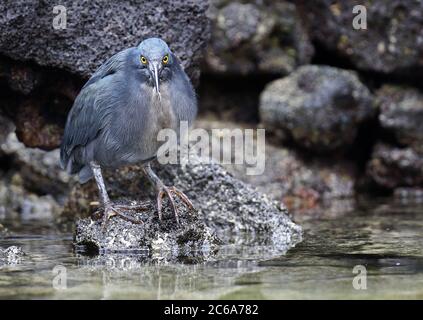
[69,155,302,253]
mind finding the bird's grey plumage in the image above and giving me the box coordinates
[60,38,197,184]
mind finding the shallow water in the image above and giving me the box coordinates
[0,198,422,299]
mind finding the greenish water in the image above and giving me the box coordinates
[0,199,422,299]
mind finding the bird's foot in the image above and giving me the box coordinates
[156,186,194,225]
[93,202,146,228]
[114,203,150,211]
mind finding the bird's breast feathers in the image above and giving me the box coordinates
[136,82,178,150]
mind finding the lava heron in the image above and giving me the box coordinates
[60,38,197,225]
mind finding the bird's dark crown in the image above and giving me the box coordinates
[137,37,172,63]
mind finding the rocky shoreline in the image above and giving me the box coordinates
[71,154,301,253]
[1,0,422,253]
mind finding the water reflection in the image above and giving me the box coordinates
[1,198,423,299]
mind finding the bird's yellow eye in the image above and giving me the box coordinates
[140,56,148,64]
[162,55,169,64]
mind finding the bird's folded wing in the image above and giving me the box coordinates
[60,48,133,169]
[82,48,133,89]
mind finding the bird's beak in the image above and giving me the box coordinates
[150,61,161,100]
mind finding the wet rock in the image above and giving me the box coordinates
[75,200,220,256]
[67,155,302,252]
[0,176,62,220]
[76,252,211,269]
[298,0,423,75]
[259,65,376,152]
[0,223,8,238]
[204,0,313,75]
[367,143,423,189]
[377,85,423,151]
[0,246,24,265]
[394,187,423,201]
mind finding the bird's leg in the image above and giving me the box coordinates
[141,163,194,224]
[90,161,144,226]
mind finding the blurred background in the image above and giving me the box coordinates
[0,0,422,222]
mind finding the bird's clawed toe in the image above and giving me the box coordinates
[156,186,194,225]
[114,203,149,211]
[93,202,145,228]
[169,187,194,210]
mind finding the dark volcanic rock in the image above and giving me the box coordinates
[198,76,263,123]
[1,132,72,196]
[0,0,210,149]
[0,0,209,81]
[229,144,356,212]
[367,143,423,189]
[68,155,302,253]
[0,112,14,145]
[394,187,423,200]
[298,0,423,75]
[195,119,357,214]
[204,0,313,75]
[377,85,423,151]
[0,177,62,220]
[367,85,423,191]
[0,72,81,150]
[0,224,8,238]
[0,57,43,95]
[259,65,376,152]
[13,96,68,150]
[0,132,71,220]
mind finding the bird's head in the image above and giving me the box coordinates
[137,37,173,98]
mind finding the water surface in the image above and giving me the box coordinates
[1,198,422,299]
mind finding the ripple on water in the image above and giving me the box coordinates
[0,199,423,299]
